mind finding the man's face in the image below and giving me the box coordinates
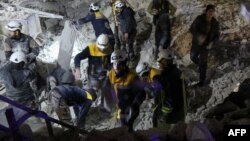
[116,7,123,13]
[8,31,16,38]
[113,62,124,74]
[206,9,215,19]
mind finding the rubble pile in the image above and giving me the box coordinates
[0,0,250,134]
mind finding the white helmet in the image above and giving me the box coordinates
[89,3,99,12]
[111,50,127,63]
[96,34,109,51]
[5,21,22,31]
[157,49,174,61]
[10,51,27,64]
[136,62,150,77]
[115,0,125,9]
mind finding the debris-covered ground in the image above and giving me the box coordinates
[1,0,250,140]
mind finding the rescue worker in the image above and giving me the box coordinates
[147,0,176,25]
[73,2,115,46]
[108,50,146,132]
[49,71,96,127]
[114,0,137,60]
[190,5,220,86]
[46,65,72,91]
[4,21,40,64]
[135,62,162,99]
[153,50,186,127]
[0,51,37,107]
[74,34,114,112]
[154,12,171,60]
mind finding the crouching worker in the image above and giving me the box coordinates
[136,62,162,99]
[49,72,96,128]
[108,50,146,132]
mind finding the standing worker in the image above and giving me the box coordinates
[154,12,171,60]
[73,2,115,47]
[114,0,137,60]
[147,0,176,25]
[74,34,114,112]
[190,5,220,86]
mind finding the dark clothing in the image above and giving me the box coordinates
[53,85,91,105]
[118,28,137,57]
[4,33,39,61]
[190,50,208,82]
[117,7,137,34]
[50,85,92,127]
[74,44,113,112]
[77,11,115,46]
[50,67,67,85]
[190,14,219,51]
[0,63,36,105]
[155,13,171,49]
[74,43,112,76]
[152,0,170,25]
[116,6,137,58]
[190,13,219,83]
[153,64,185,126]
[46,66,74,92]
[108,68,146,131]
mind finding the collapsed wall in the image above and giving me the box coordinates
[0,0,250,130]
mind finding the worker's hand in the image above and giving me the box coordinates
[152,9,158,15]
[74,68,81,80]
[197,34,206,45]
[207,42,213,50]
[124,33,129,42]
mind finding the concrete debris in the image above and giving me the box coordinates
[1,0,250,136]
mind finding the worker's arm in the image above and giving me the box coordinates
[4,40,12,60]
[26,38,40,64]
[73,47,90,80]
[76,13,95,25]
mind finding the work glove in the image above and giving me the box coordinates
[206,42,213,50]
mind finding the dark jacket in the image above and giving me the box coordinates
[52,85,93,125]
[77,11,114,39]
[117,7,137,34]
[50,67,67,85]
[155,13,171,49]
[0,63,35,103]
[4,33,39,60]
[160,64,185,123]
[152,0,170,14]
[190,14,220,50]
[74,43,112,76]
[53,85,91,106]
